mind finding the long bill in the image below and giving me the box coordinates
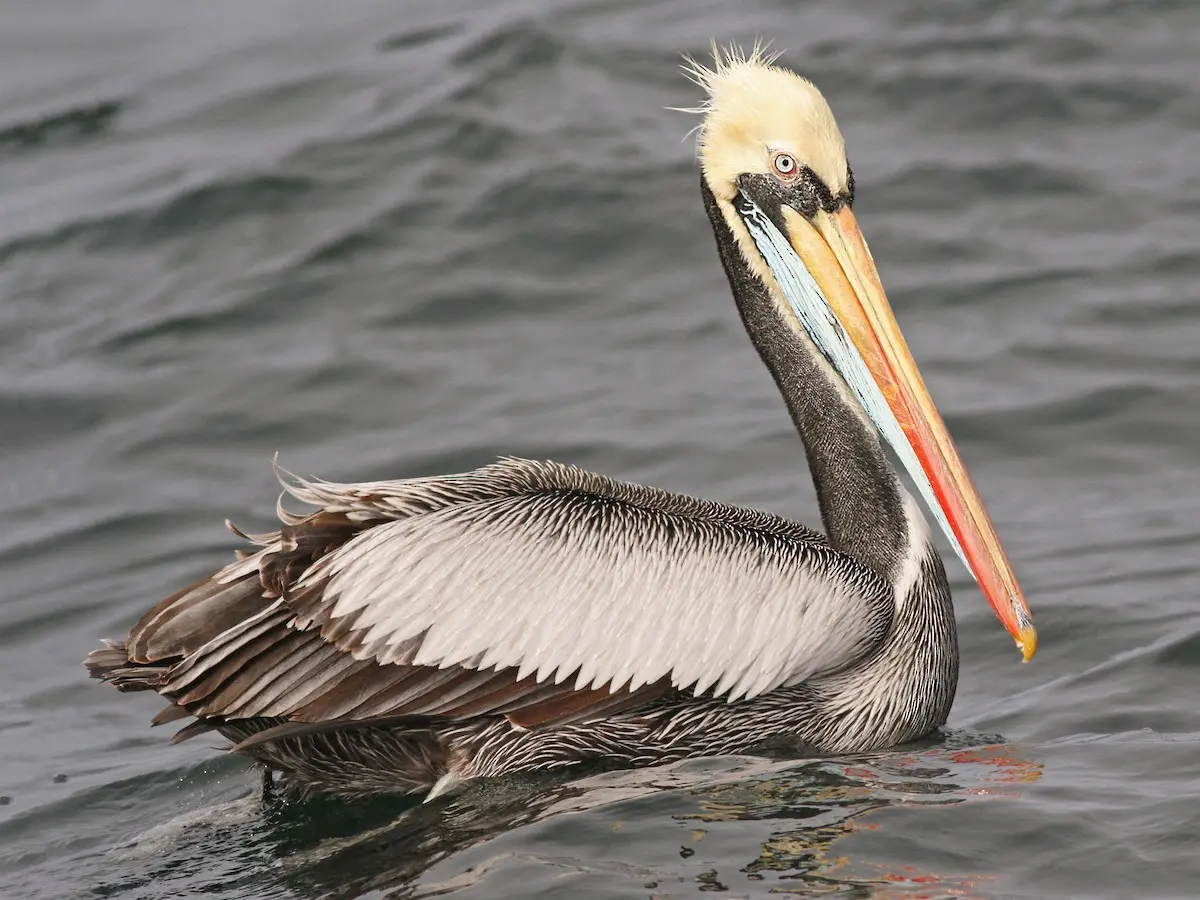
[735,190,1036,661]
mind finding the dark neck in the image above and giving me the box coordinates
[702,179,909,579]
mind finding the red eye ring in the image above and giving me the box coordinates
[772,151,798,179]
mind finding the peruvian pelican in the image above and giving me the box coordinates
[87,46,1036,800]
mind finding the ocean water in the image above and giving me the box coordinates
[2,1,1199,897]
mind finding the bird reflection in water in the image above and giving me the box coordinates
[676,742,1042,897]
[256,732,1042,899]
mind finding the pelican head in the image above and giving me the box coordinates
[688,45,1037,661]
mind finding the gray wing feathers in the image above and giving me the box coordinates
[280,459,893,703]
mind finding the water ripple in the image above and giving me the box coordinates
[0,100,123,156]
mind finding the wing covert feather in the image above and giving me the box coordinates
[284,461,894,703]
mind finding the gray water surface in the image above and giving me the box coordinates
[2,1,1199,897]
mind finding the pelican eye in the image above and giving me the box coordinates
[771,151,798,180]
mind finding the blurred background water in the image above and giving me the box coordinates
[1,1,1198,897]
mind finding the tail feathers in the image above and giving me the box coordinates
[84,638,284,747]
[83,641,169,692]
[84,570,269,692]
[82,640,130,677]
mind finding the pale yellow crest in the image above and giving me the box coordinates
[682,42,849,202]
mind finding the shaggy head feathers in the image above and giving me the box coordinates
[682,43,850,202]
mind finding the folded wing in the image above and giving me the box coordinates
[90,459,895,738]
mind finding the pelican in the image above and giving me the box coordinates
[86,46,1036,800]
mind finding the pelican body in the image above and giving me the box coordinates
[86,47,1036,799]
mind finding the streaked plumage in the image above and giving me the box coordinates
[86,45,1033,799]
